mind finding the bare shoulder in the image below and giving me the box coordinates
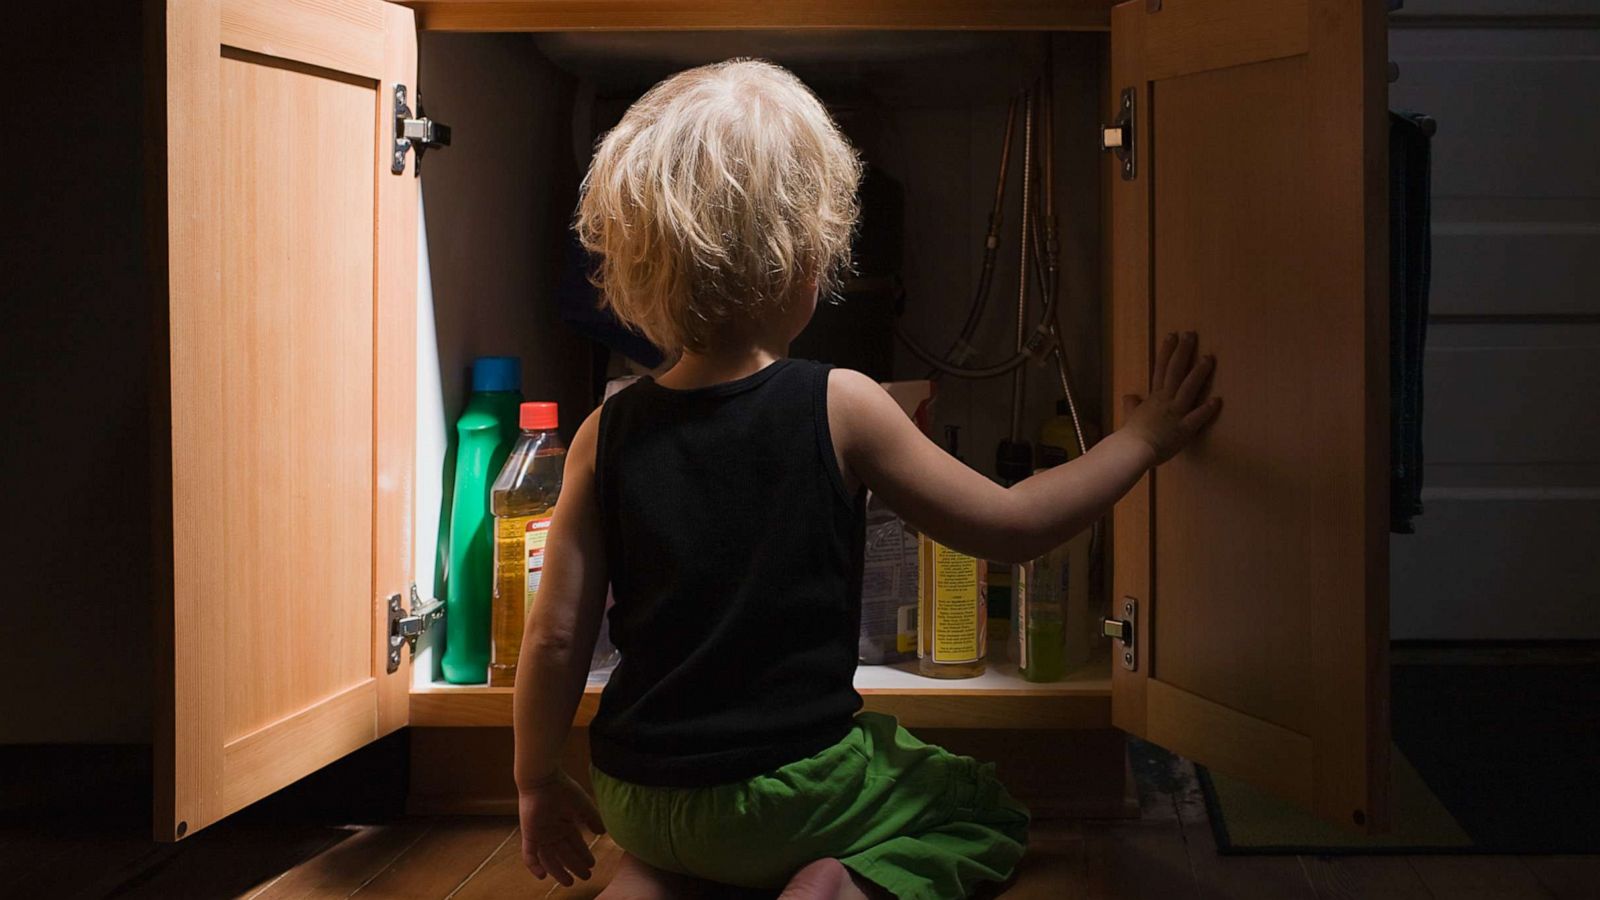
[827,367,893,415]
[567,405,605,476]
[575,403,604,439]
[826,367,914,459]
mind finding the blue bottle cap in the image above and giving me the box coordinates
[472,356,521,393]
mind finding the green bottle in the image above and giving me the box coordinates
[442,357,523,684]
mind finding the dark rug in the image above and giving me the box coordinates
[1200,660,1600,854]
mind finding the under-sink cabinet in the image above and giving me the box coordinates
[150,0,1390,842]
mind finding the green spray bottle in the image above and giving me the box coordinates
[441,356,523,684]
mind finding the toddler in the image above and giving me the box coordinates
[512,59,1220,899]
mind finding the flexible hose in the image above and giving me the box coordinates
[926,96,1020,378]
[1009,91,1035,443]
[897,89,1063,381]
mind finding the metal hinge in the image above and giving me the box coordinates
[387,584,444,673]
[392,84,451,176]
[1101,88,1136,181]
[1102,597,1137,671]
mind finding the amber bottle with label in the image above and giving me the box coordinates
[488,402,564,687]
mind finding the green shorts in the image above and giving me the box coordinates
[589,713,1030,899]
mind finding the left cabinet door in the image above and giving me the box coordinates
[155,0,418,841]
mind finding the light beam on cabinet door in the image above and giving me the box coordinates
[414,188,447,689]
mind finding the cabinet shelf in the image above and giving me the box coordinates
[409,653,1111,730]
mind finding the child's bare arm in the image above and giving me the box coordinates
[832,331,1220,564]
[512,409,608,884]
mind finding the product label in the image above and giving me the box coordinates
[930,543,984,663]
[523,514,553,618]
[897,605,917,654]
[862,514,917,645]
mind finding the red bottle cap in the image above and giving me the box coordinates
[520,402,558,431]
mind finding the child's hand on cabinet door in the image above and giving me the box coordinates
[1121,330,1222,465]
[518,770,607,886]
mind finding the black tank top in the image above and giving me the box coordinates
[589,358,866,787]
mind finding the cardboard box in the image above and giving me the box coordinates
[880,380,935,435]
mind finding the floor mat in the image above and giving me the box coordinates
[1200,746,1470,854]
[1201,662,1600,854]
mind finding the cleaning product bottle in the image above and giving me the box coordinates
[859,491,918,666]
[1016,512,1068,683]
[1015,456,1096,682]
[488,402,565,687]
[918,535,988,679]
[1010,413,1064,666]
[916,424,987,678]
[1040,410,1099,671]
[1038,399,1097,468]
[441,357,523,684]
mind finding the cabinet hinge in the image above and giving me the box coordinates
[1101,88,1136,181]
[388,584,444,673]
[392,83,451,177]
[1102,597,1137,671]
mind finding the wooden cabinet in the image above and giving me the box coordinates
[152,0,1389,842]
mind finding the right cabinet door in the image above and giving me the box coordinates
[1108,0,1390,832]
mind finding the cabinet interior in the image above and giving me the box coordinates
[408,29,1116,722]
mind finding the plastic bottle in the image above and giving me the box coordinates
[917,536,988,679]
[1014,457,1096,682]
[441,357,523,684]
[1015,535,1068,683]
[488,402,565,687]
[1024,398,1088,666]
[916,426,987,679]
[859,492,917,666]
[1040,413,1099,671]
[1037,400,1075,469]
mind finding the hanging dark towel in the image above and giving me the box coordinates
[1390,111,1435,534]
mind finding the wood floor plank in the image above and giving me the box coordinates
[448,825,609,900]
[1410,856,1555,900]
[1182,816,1317,900]
[350,817,516,900]
[115,824,348,900]
[462,827,1096,899]
[1163,752,1316,900]
[446,826,536,900]
[1523,856,1600,900]
[544,835,628,900]
[1000,837,1089,898]
[1070,745,1203,899]
[1081,820,1198,900]
[0,829,173,900]
[1300,855,1433,900]
[1025,819,1084,855]
[245,821,428,899]
[16,808,1590,900]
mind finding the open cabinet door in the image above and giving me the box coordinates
[154,0,418,840]
[1108,0,1389,831]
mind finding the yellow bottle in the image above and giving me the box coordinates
[488,402,565,688]
[917,535,988,678]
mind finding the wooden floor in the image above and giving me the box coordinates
[6,750,1596,900]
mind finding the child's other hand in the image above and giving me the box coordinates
[1121,331,1222,465]
[518,770,606,885]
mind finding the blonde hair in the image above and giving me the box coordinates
[575,59,863,354]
